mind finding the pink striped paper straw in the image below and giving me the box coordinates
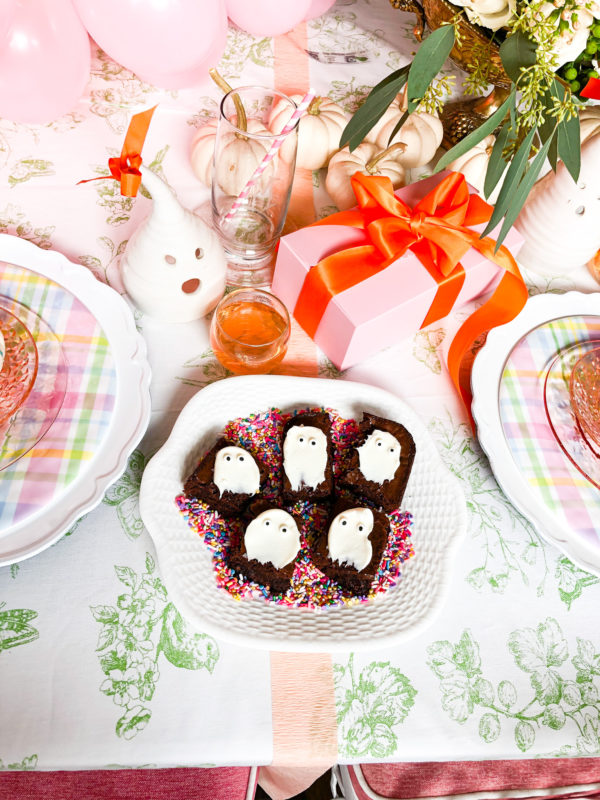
[223,89,316,222]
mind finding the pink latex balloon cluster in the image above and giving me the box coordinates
[0,0,228,124]
[226,0,336,36]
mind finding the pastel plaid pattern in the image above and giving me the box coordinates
[0,264,117,529]
[500,315,600,543]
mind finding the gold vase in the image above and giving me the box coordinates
[390,0,510,147]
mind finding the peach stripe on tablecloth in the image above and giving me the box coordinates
[258,25,338,800]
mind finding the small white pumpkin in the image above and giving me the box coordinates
[364,91,443,168]
[269,94,348,170]
[190,118,270,195]
[446,134,495,195]
[326,142,406,210]
[580,105,600,144]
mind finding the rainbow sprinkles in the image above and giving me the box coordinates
[176,407,414,609]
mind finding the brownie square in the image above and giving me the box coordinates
[338,412,416,512]
[228,499,299,595]
[183,437,265,517]
[314,499,390,596]
[281,411,333,504]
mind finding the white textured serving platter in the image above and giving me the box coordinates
[0,234,151,565]
[472,291,600,576]
[140,375,467,652]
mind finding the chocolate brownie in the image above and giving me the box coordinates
[338,413,415,512]
[281,411,333,504]
[228,499,300,595]
[183,437,265,517]
[314,498,389,596]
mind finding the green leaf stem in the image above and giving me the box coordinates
[499,31,537,84]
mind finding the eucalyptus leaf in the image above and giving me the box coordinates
[386,110,410,147]
[557,111,581,182]
[494,129,555,249]
[406,25,455,113]
[483,121,511,199]
[435,89,515,173]
[339,65,410,150]
[499,31,537,84]
[481,124,536,238]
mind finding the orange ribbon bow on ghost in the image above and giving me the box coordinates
[294,171,528,425]
[78,106,157,197]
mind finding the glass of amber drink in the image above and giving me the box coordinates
[210,288,290,374]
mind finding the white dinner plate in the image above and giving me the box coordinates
[472,291,600,576]
[140,375,467,653]
[0,234,151,566]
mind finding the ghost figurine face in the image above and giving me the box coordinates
[283,424,328,491]
[328,508,374,571]
[120,166,226,323]
[213,446,260,497]
[244,508,301,570]
[357,429,401,484]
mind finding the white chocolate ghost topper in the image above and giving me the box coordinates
[245,508,300,569]
[120,165,226,322]
[357,429,401,484]
[283,424,328,491]
[213,446,260,497]
[328,508,374,571]
[515,132,600,275]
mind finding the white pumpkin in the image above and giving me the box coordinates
[190,118,270,193]
[326,142,406,211]
[580,106,600,144]
[446,134,495,195]
[269,94,348,170]
[364,91,443,168]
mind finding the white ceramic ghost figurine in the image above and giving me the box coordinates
[328,508,374,571]
[357,429,401,484]
[283,425,328,491]
[245,508,301,569]
[515,133,600,276]
[213,446,260,497]
[120,165,226,322]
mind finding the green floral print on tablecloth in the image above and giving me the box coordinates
[93,553,219,740]
[0,602,38,651]
[0,755,37,771]
[103,450,149,541]
[79,237,128,290]
[0,205,54,249]
[334,653,417,758]
[8,159,55,189]
[412,328,446,374]
[427,619,600,755]
[217,28,272,83]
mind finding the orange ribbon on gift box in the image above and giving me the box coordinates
[294,171,528,424]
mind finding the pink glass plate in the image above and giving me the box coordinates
[0,305,38,425]
[0,296,67,471]
[543,339,600,489]
[571,347,600,451]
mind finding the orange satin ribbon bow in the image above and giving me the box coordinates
[78,106,157,197]
[294,171,528,424]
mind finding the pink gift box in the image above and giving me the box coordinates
[271,173,524,371]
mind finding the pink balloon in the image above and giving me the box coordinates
[73,0,228,89]
[0,0,90,124]
[0,0,17,45]
[226,0,311,36]
[304,0,337,19]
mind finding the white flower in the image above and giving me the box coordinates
[540,2,594,67]
[452,0,516,30]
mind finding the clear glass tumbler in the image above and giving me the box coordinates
[211,87,298,288]
[210,288,290,375]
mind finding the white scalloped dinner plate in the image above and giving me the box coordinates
[0,234,151,566]
[140,375,467,652]
[472,291,600,576]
